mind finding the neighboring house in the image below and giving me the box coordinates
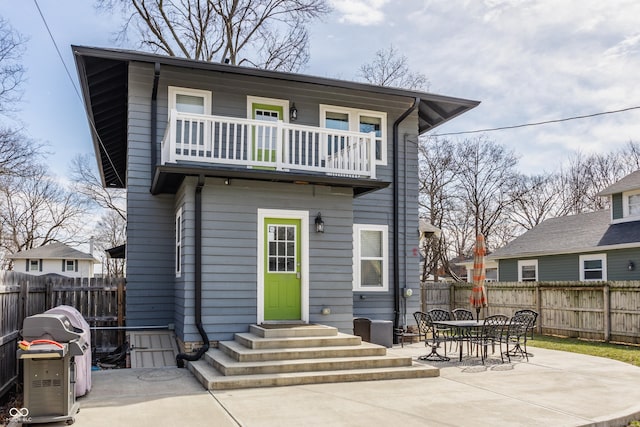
[73,46,479,349]
[456,258,499,282]
[489,170,640,282]
[9,242,98,278]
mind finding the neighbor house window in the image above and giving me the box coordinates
[353,224,388,292]
[579,254,607,281]
[517,260,538,282]
[28,259,41,272]
[62,260,77,272]
[320,105,386,165]
[175,207,183,278]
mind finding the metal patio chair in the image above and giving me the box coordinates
[469,314,509,364]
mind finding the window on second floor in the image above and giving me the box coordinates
[517,259,538,282]
[579,254,606,281]
[320,105,387,165]
[27,259,41,272]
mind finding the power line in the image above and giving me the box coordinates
[33,0,125,188]
[431,105,640,137]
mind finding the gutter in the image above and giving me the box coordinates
[150,62,160,183]
[392,98,420,341]
[177,175,210,367]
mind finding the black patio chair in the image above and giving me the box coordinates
[413,311,450,361]
[469,314,509,364]
[428,309,456,354]
[452,308,474,320]
[514,309,538,339]
[504,311,537,361]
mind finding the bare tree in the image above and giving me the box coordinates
[93,210,126,277]
[97,0,330,71]
[0,168,88,265]
[70,154,126,221]
[454,136,519,250]
[0,18,26,115]
[0,127,43,177]
[509,173,565,231]
[358,45,429,90]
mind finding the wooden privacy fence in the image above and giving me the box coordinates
[0,271,126,398]
[421,280,640,345]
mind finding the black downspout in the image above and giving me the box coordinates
[392,97,420,342]
[177,175,210,367]
[150,62,160,182]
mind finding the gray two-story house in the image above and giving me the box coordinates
[73,46,479,353]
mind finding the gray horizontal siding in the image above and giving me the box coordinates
[178,178,354,342]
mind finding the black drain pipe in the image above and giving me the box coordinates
[150,62,160,182]
[392,97,420,341]
[177,175,209,367]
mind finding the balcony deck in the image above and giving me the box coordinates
[152,111,388,196]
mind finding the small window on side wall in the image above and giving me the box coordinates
[517,259,538,282]
[175,207,183,278]
[353,224,388,292]
[579,254,606,281]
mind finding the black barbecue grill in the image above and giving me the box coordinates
[18,313,89,425]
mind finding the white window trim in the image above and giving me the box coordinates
[353,224,389,292]
[621,189,640,222]
[28,259,40,272]
[246,96,290,122]
[579,253,607,281]
[175,207,183,278]
[517,259,538,282]
[168,86,212,115]
[319,104,387,166]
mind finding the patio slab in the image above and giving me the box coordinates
[36,342,640,427]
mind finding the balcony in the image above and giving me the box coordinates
[161,110,377,179]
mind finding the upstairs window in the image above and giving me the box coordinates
[62,260,77,272]
[579,254,606,281]
[27,259,41,272]
[320,105,386,165]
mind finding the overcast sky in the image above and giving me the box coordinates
[3,0,640,178]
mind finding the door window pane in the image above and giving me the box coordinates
[268,224,296,272]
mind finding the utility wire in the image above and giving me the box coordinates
[431,105,640,137]
[34,0,125,188]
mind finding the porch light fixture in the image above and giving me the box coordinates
[315,212,324,233]
[290,103,298,121]
[628,261,635,271]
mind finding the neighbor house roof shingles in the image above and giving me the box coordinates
[489,210,640,259]
[9,242,96,261]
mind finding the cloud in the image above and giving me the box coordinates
[329,0,390,26]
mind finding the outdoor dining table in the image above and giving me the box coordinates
[427,319,483,362]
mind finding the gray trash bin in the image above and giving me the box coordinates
[353,318,392,348]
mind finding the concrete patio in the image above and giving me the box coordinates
[28,342,640,427]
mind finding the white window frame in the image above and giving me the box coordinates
[28,259,40,272]
[168,86,212,115]
[579,253,607,281]
[175,207,183,278]
[246,96,289,122]
[320,104,387,165]
[517,259,538,282]
[622,189,640,220]
[353,224,389,292]
[64,259,76,272]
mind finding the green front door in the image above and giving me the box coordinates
[252,103,283,165]
[264,218,302,320]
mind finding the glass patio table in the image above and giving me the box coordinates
[429,319,482,362]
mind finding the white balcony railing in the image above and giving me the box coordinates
[161,110,377,179]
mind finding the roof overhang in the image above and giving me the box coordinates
[73,45,480,189]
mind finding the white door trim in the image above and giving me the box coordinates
[257,208,309,324]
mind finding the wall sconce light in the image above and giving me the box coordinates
[315,212,324,233]
[628,261,635,271]
[290,103,298,121]
[321,307,331,315]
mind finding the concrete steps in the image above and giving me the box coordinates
[187,324,438,390]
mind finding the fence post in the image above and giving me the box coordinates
[449,283,455,312]
[536,284,542,334]
[19,278,28,330]
[603,284,610,342]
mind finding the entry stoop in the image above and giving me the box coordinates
[187,324,438,390]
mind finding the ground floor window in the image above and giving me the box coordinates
[579,253,606,281]
[517,259,538,282]
[175,207,183,278]
[353,224,388,292]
